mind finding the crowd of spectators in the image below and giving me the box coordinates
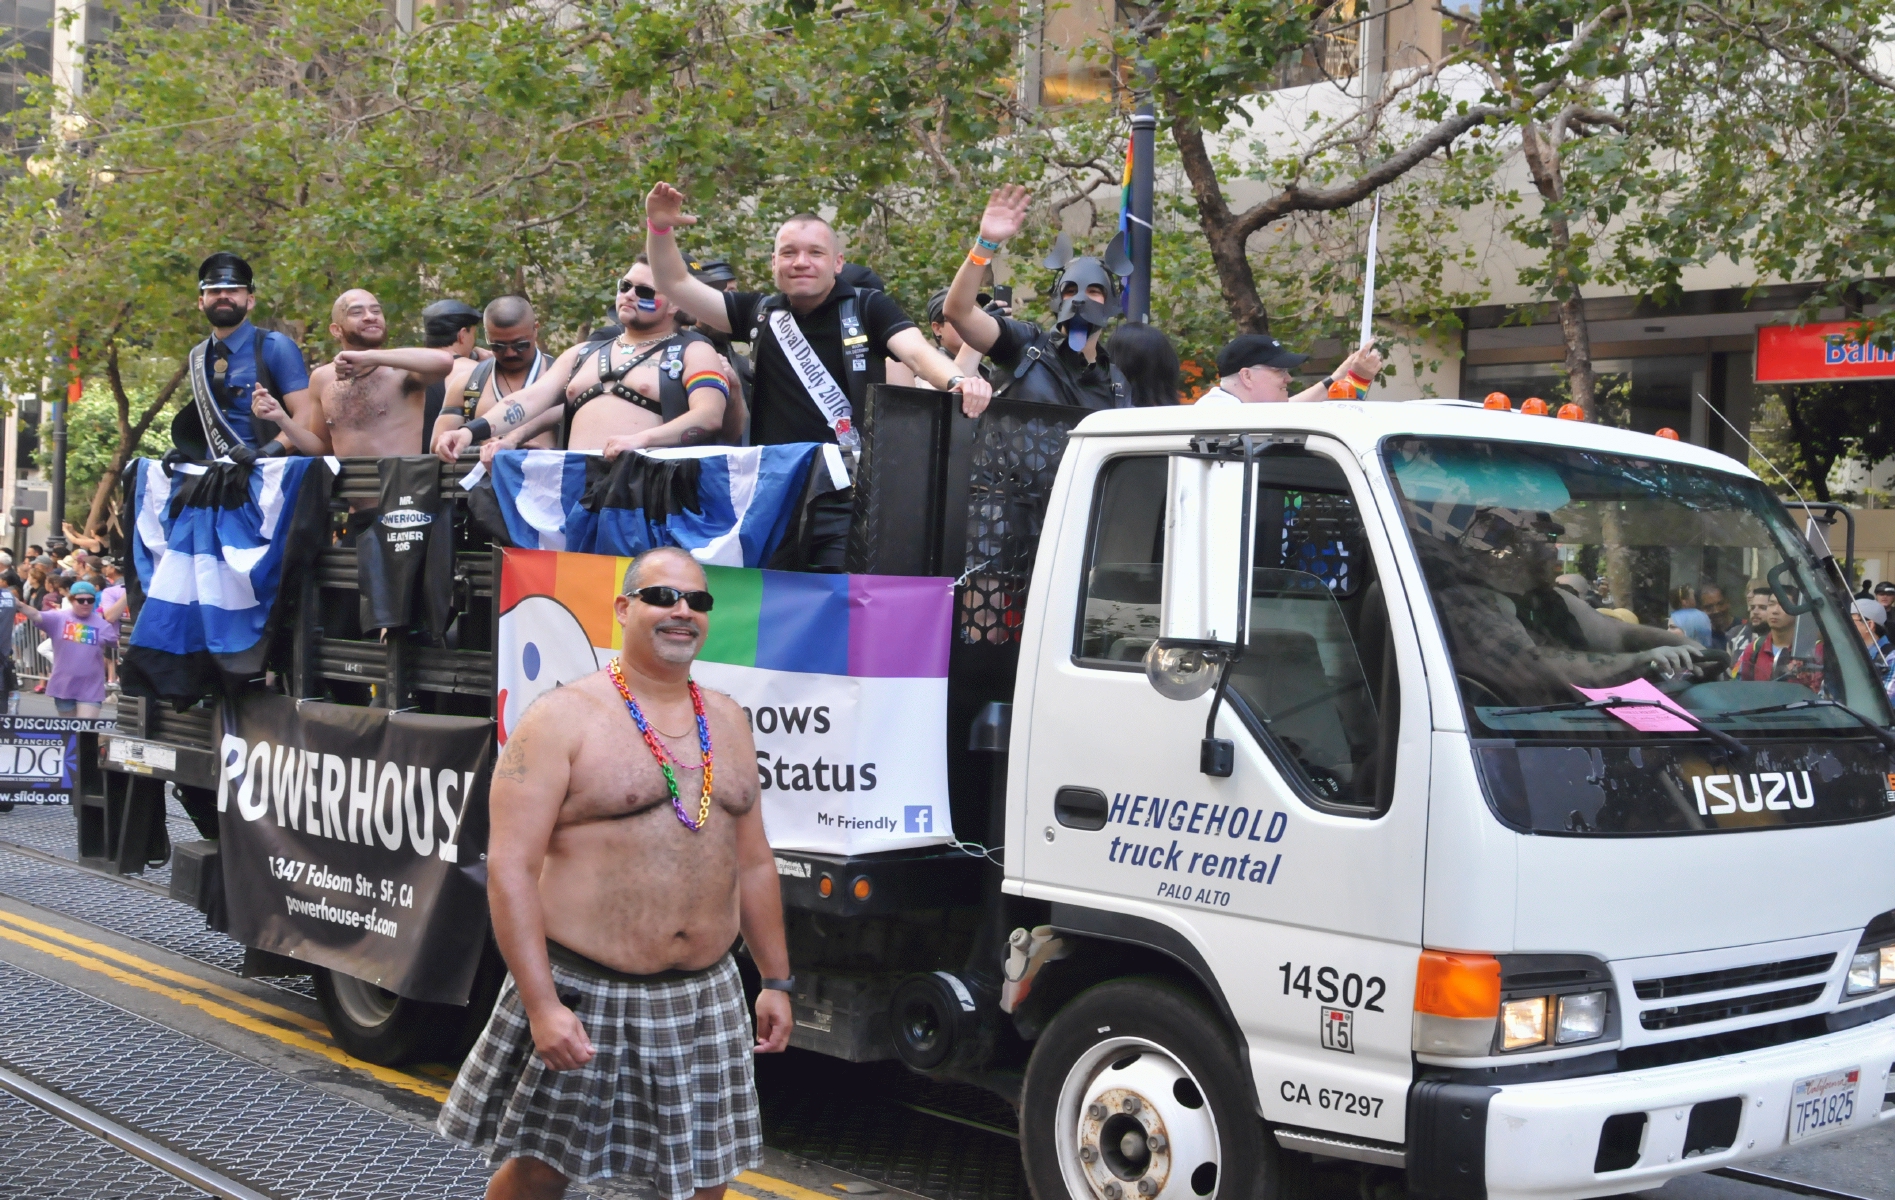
[0,530,128,716]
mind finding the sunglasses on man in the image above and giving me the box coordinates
[71,595,95,605]
[629,586,714,613]
[488,338,537,354]
[617,280,659,300]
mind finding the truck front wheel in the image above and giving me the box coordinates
[1022,979,1283,1200]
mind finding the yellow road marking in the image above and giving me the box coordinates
[737,1171,849,1200]
[0,908,333,1037]
[0,923,449,1102]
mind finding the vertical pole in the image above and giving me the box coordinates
[49,344,72,552]
[1127,104,1157,324]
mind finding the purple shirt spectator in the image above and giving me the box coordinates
[35,608,118,704]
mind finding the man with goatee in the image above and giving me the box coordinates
[299,289,456,458]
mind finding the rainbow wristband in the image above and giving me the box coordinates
[685,369,729,397]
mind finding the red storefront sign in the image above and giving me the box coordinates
[1756,321,1895,384]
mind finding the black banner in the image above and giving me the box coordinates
[0,715,102,805]
[217,693,493,1004]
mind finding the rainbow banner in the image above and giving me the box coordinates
[497,549,954,854]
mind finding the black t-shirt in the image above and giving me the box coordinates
[987,315,1118,403]
[726,283,915,445]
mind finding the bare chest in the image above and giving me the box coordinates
[326,368,414,430]
[557,708,753,828]
[566,343,668,407]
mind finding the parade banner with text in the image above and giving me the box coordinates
[497,549,954,855]
[216,694,493,1005]
[0,715,107,805]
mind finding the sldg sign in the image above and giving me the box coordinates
[0,740,67,780]
[1756,322,1895,384]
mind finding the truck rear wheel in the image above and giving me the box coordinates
[313,968,463,1066]
[1022,978,1283,1200]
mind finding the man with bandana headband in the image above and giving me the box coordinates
[175,252,314,460]
[941,185,1130,411]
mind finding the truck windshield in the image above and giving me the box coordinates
[1384,436,1890,742]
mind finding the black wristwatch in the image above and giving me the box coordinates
[759,976,796,993]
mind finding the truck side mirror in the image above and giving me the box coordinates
[1147,453,1255,738]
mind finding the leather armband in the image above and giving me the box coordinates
[258,440,290,458]
[465,417,493,442]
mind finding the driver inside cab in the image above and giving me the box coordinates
[1415,505,1712,707]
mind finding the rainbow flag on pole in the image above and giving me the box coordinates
[497,549,954,853]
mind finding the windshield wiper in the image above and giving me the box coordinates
[1486,697,1751,757]
[1705,698,1895,752]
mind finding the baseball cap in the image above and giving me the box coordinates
[69,581,98,599]
[1215,334,1310,377]
[1874,581,1895,597]
[1854,597,1887,626]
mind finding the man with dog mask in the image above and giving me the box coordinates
[941,185,1132,411]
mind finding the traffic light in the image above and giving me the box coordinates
[9,508,30,530]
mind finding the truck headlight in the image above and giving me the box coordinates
[1556,991,1609,1043]
[1847,951,1880,996]
[1882,946,1895,987]
[1500,996,1547,1050]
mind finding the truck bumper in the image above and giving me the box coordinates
[1408,1010,1895,1200]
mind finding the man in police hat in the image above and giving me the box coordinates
[427,299,490,454]
[177,252,314,460]
[1197,333,1383,405]
[941,185,1131,410]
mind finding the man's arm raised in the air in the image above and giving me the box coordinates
[1288,340,1386,404]
[643,182,736,336]
[710,691,793,1053]
[600,338,731,459]
[333,347,456,384]
[886,327,993,418]
[434,342,585,462]
[486,691,595,1071]
[943,185,1030,357]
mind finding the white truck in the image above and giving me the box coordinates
[970,398,1895,1200]
[113,390,1895,1200]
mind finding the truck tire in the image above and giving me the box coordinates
[312,967,466,1066]
[1022,978,1284,1200]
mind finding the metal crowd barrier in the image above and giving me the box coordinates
[12,616,50,685]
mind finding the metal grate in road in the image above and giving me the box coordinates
[0,845,315,998]
[0,1088,210,1199]
[0,958,493,1199]
[0,796,203,889]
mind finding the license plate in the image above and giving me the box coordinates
[107,737,176,774]
[1788,1068,1860,1143]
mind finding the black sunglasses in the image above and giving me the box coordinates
[488,338,537,353]
[71,595,95,603]
[630,586,713,612]
[618,280,659,299]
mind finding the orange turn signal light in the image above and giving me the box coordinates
[1655,427,1680,440]
[1415,950,1501,1018]
[1556,403,1584,421]
[817,874,834,899]
[1483,392,1511,411]
[851,876,872,901]
[1520,397,1549,416]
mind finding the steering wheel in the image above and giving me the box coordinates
[1457,674,1509,708]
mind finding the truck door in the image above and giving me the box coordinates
[1015,434,1430,1148]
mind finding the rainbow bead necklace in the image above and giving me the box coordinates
[607,659,714,831]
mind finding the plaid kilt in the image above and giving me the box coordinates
[438,951,762,1198]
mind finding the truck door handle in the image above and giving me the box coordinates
[1054,787,1109,830]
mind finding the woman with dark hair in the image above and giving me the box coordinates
[1106,323,1181,407]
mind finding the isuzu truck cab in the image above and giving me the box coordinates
[986,399,1895,1200]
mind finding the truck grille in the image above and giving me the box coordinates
[1640,982,1827,1030]
[1633,953,1834,1000]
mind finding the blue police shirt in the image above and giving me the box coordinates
[205,321,311,448]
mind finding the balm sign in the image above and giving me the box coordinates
[1756,322,1895,384]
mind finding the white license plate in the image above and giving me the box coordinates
[1788,1068,1861,1143]
[107,737,176,774]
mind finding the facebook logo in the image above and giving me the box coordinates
[904,806,933,833]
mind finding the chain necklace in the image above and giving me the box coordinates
[608,659,714,831]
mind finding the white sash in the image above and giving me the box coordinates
[768,309,860,449]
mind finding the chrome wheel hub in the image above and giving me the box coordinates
[1057,1038,1221,1200]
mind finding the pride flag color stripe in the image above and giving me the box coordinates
[498,548,951,679]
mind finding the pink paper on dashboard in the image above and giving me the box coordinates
[1573,678,1698,732]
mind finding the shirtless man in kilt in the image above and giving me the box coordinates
[440,546,793,1200]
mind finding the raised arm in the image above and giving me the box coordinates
[887,327,992,418]
[943,186,1029,356]
[333,347,456,384]
[644,182,735,335]
[486,693,594,1071]
[251,384,327,455]
[1289,341,1385,403]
